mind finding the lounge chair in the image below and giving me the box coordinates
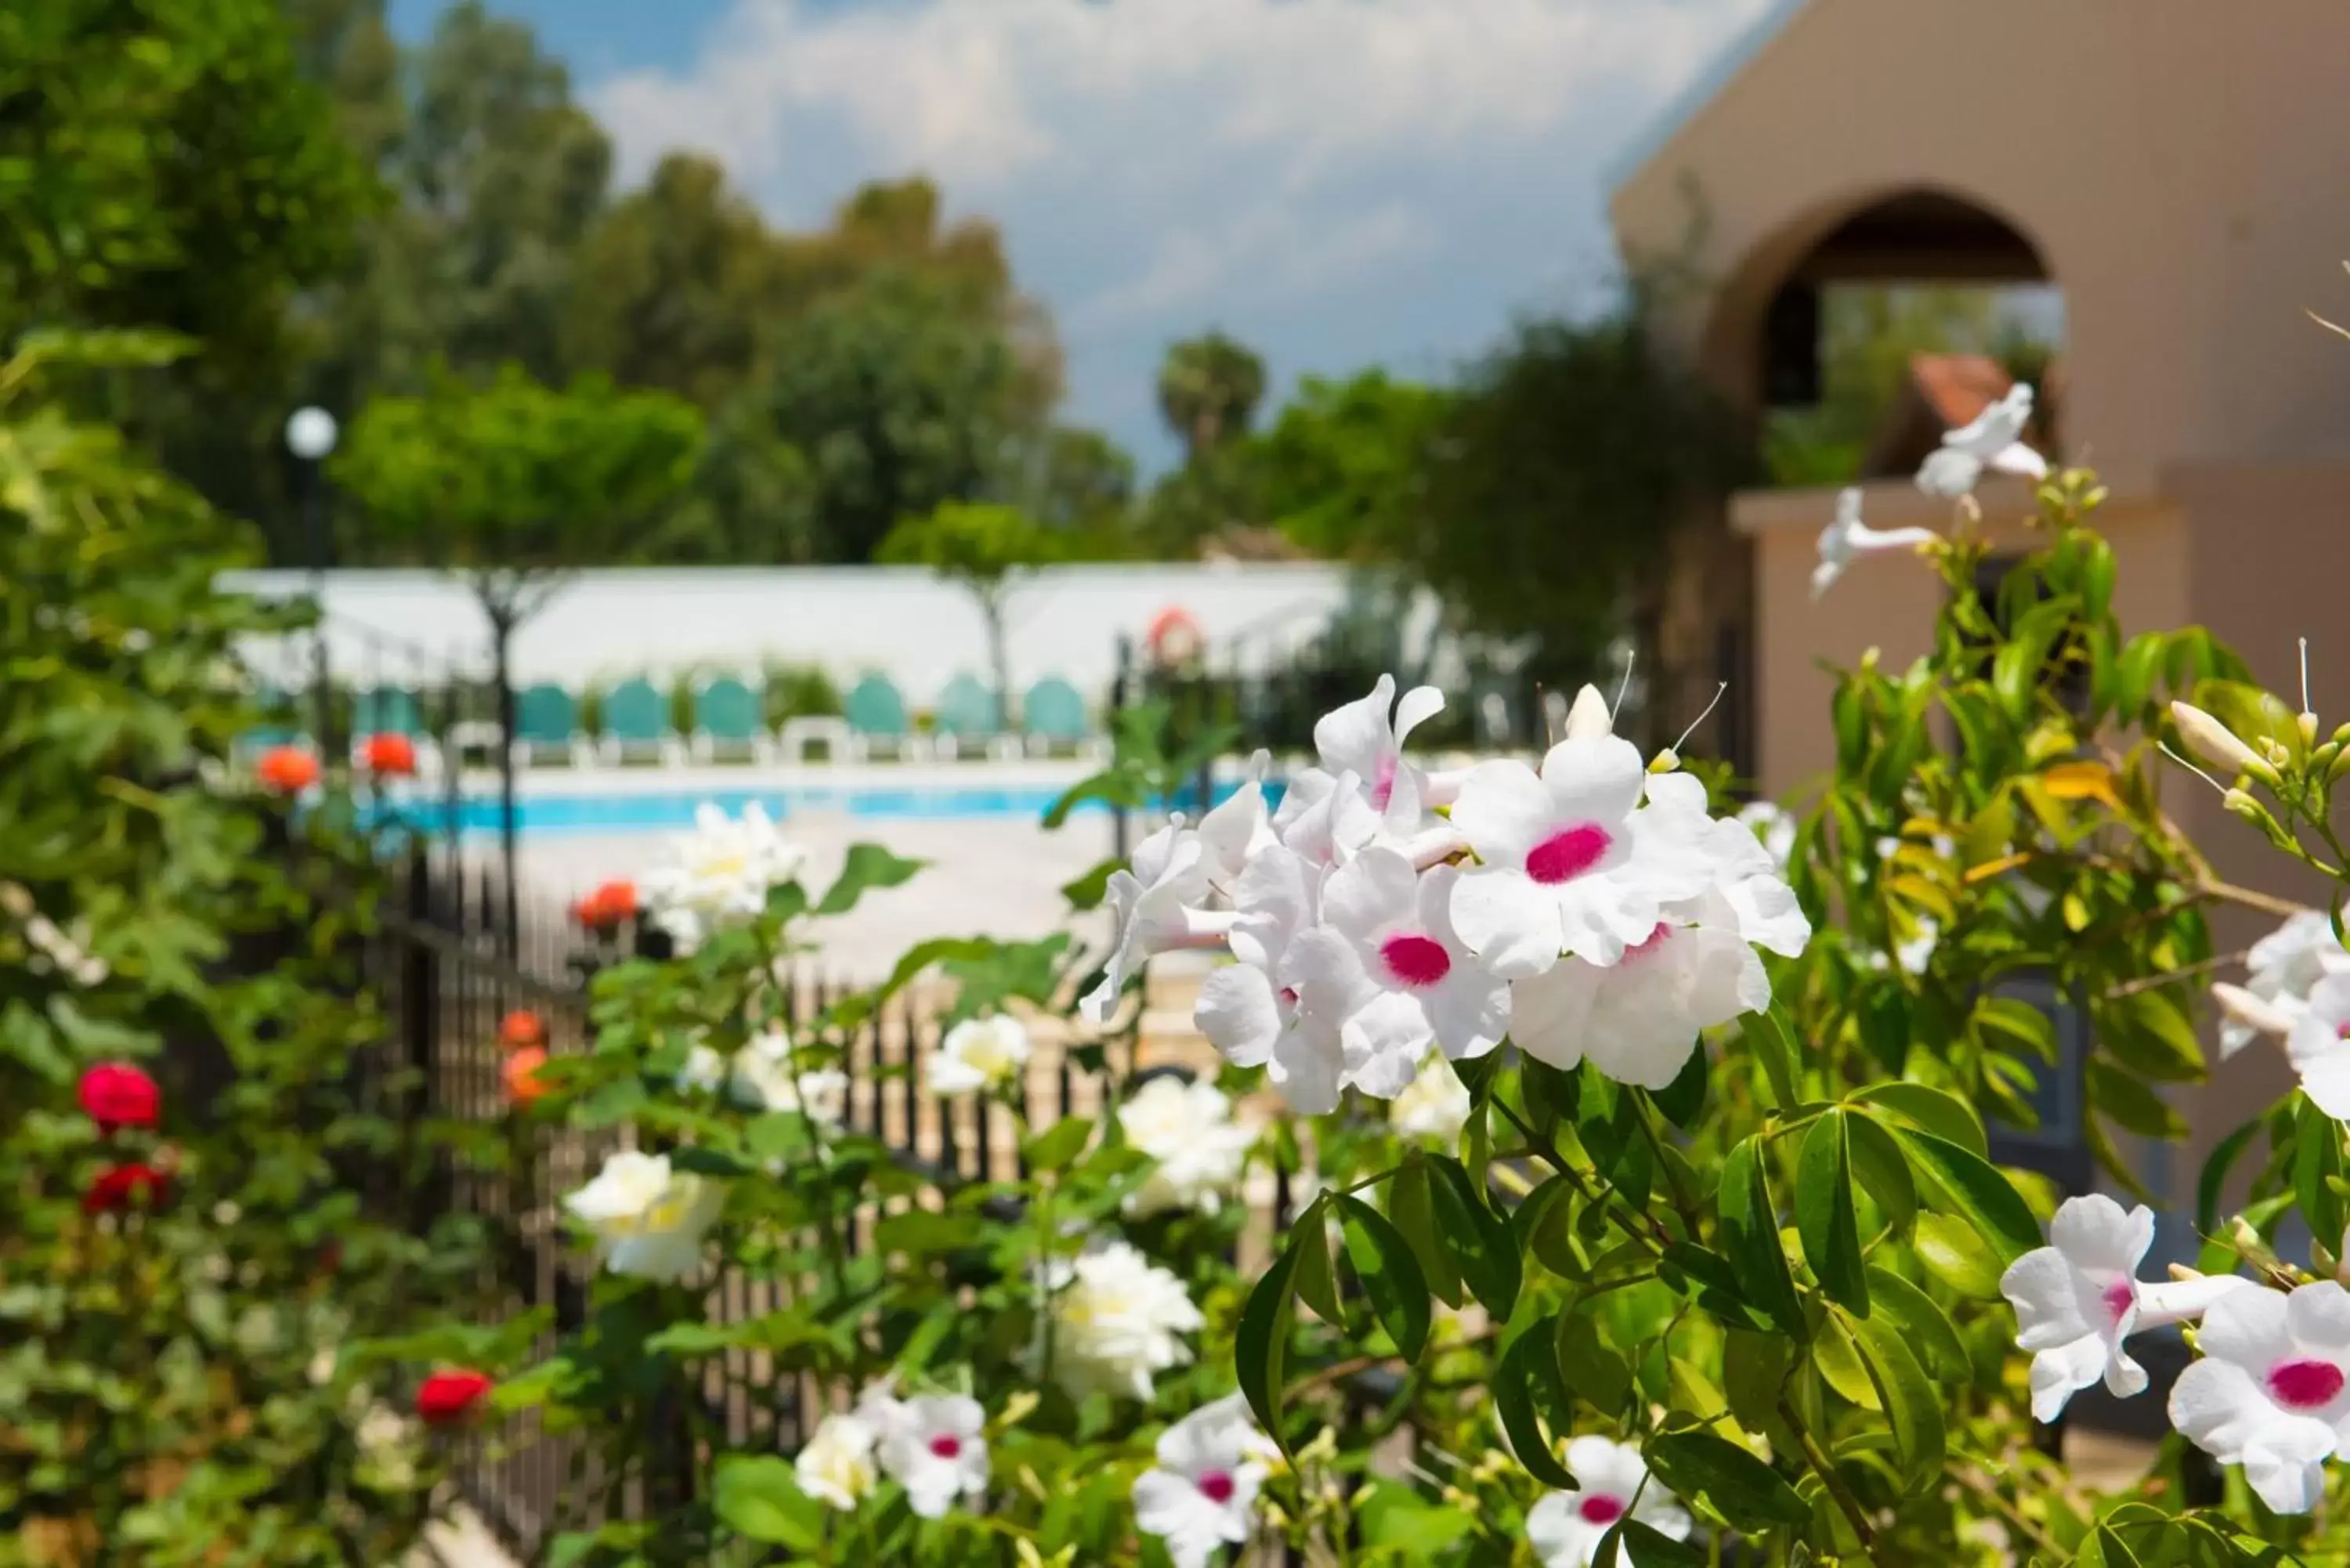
[514,683,591,767]
[1021,676,1101,759]
[843,674,923,762]
[934,674,1020,761]
[691,675,773,764]
[599,677,683,766]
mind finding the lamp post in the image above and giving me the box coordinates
[285,406,339,760]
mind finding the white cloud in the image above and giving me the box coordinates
[588,0,1776,461]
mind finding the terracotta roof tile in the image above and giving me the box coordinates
[1909,353,2012,428]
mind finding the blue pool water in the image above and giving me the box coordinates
[370,779,1269,837]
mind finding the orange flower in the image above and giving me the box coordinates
[499,1009,545,1051]
[503,1046,551,1106]
[361,732,418,777]
[570,879,638,934]
[255,746,320,793]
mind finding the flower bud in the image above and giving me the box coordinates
[2302,711,2321,747]
[1647,748,1679,774]
[2171,701,2265,777]
[1562,684,1613,740]
[2261,737,2292,768]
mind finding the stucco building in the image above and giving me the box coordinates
[1610,0,2350,1199]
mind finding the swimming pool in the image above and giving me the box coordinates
[371,779,1267,837]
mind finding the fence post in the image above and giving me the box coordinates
[1111,633,1133,862]
[403,851,449,1237]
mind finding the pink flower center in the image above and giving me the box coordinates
[1197,1470,1236,1505]
[1371,756,1397,810]
[1578,1494,1625,1526]
[2102,1280,2135,1324]
[2269,1359,2346,1410]
[1625,923,1675,961]
[2337,1021,2350,1040]
[929,1434,964,1460]
[1381,933,1452,988]
[1526,824,1611,885]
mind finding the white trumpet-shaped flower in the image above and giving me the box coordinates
[2001,1194,2247,1422]
[1812,486,1940,598]
[1195,844,1350,1113]
[1914,383,2048,499]
[1526,1437,1692,1568]
[928,1013,1032,1098]
[1132,1394,1276,1568]
[1448,734,1708,978]
[1082,820,1223,1024]
[1271,674,1448,837]
[794,1412,879,1511]
[866,1390,990,1519]
[729,1029,849,1126]
[2216,910,2350,1059]
[2283,973,2350,1119]
[2170,1281,2350,1514]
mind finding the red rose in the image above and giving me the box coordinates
[85,1162,169,1213]
[499,1009,545,1051]
[415,1369,494,1426]
[503,1046,552,1107]
[361,732,418,777]
[569,879,638,934]
[256,745,320,793]
[78,1062,160,1132]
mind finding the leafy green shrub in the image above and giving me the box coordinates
[0,334,486,1565]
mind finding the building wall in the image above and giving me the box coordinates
[222,562,1398,700]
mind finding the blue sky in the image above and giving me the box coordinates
[392,0,1779,469]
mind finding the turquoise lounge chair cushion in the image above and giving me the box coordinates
[843,674,909,739]
[515,683,577,746]
[603,678,668,744]
[1021,677,1087,742]
[935,674,1003,740]
[696,676,761,741]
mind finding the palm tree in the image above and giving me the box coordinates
[1155,331,1267,465]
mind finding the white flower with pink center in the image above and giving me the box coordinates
[2282,972,2350,1118]
[1195,844,1352,1113]
[868,1391,990,1519]
[1081,818,1224,1024]
[2001,1194,2248,1422]
[1272,674,1445,848]
[1285,850,1507,1098]
[1131,1393,1274,1568]
[1448,735,1711,979]
[1506,897,1770,1089]
[2217,910,2350,1059]
[1525,1436,1691,1568]
[2170,1281,2350,1514]
[1636,772,1812,961]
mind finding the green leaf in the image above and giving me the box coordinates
[1336,1194,1432,1363]
[1020,1114,1094,1172]
[1237,1223,1307,1457]
[1513,1176,1585,1282]
[1844,1307,1946,1489]
[1650,1046,1708,1129]
[873,1209,974,1255]
[1855,1082,1987,1157]
[712,1455,824,1550]
[2295,1095,2347,1249]
[1556,1309,1633,1418]
[1291,1205,1346,1330]
[1797,1112,1868,1313]
[1861,1268,1969,1381]
[815,843,927,916]
[1912,1211,2008,1299]
[1643,1428,1810,1531]
[1611,1520,1705,1568]
[2098,989,2205,1082]
[2090,1060,2187,1140]
[1426,1155,1521,1321]
[1718,1137,1806,1339]
[1745,1007,1803,1111]
[2197,1115,2265,1235]
[1058,856,1122,911]
[1845,1111,1918,1237]
[1495,1324,1580,1490]
[1894,1129,2042,1266]
[1973,995,2058,1061]
[1389,1159,1462,1309]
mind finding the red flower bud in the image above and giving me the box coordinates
[85,1162,169,1213]
[503,1046,552,1107]
[78,1062,160,1132]
[415,1368,494,1426]
[499,1009,545,1051]
[361,732,418,778]
[256,745,320,793]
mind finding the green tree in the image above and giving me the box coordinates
[752,267,1029,563]
[562,153,780,406]
[1415,302,1751,680]
[334,367,702,904]
[877,501,1060,742]
[1155,331,1267,464]
[1252,370,1452,561]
